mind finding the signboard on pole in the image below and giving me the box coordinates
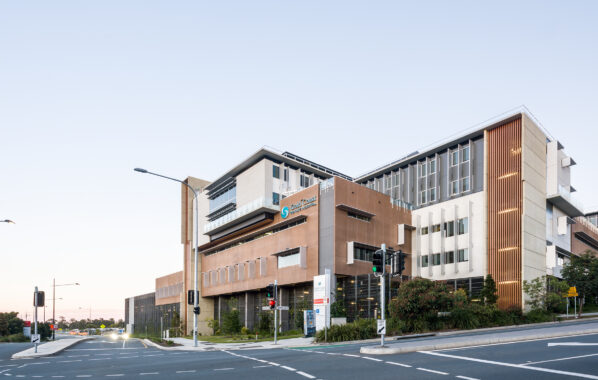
[567,287,578,297]
[313,274,330,331]
[31,334,40,343]
[377,319,386,335]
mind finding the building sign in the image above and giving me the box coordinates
[313,274,330,331]
[281,206,290,219]
[288,196,317,217]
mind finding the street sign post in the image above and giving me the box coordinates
[31,334,40,343]
[377,319,386,335]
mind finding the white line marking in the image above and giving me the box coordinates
[417,368,448,375]
[58,360,82,363]
[326,352,341,355]
[139,373,159,376]
[256,360,268,363]
[68,355,90,357]
[176,370,196,373]
[76,376,92,378]
[214,368,233,371]
[117,356,139,359]
[362,357,382,362]
[548,342,598,347]
[253,365,272,368]
[296,371,316,379]
[421,351,598,379]
[281,366,296,371]
[385,361,411,367]
[142,354,163,357]
[456,376,480,380]
[105,375,124,377]
[312,351,325,354]
[268,362,280,366]
[522,352,598,365]
[51,377,65,378]
[32,377,44,378]
[343,354,360,358]
[435,333,598,352]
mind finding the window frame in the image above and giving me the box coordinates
[450,150,459,167]
[422,255,429,267]
[450,180,459,195]
[458,217,469,235]
[419,189,427,205]
[458,248,469,262]
[421,226,429,235]
[461,176,471,192]
[432,253,441,266]
[429,158,436,174]
[444,251,455,264]
[461,145,470,163]
[429,187,437,202]
[273,165,280,179]
[419,162,427,178]
[444,221,455,237]
[272,192,280,206]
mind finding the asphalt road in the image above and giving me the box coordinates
[2,326,597,379]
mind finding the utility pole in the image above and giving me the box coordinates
[380,244,386,347]
[34,287,39,353]
[274,280,278,345]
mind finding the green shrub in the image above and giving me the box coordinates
[241,326,250,335]
[207,318,220,335]
[450,306,480,330]
[524,309,554,323]
[387,317,405,335]
[0,333,28,342]
[314,319,376,343]
[389,278,452,333]
[257,312,273,335]
[221,310,242,335]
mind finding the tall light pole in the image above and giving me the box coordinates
[53,281,79,340]
[134,168,200,347]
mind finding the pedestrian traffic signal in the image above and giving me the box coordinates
[269,299,276,310]
[266,284,274,298]
[372,250,383,274]
[187,290,199,305]
[193,306,201,315]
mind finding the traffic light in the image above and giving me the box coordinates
[265,284,274,298]
[187,290,199,305]
[193,306,201,315]
[34,291,45,307]
[398,250,406,275]
[269,299,276,310]
[372,250,383,274]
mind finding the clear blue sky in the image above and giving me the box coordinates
[1,1,597,321]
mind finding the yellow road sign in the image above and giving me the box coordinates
[100,324,105,329]
[567,286,578,297]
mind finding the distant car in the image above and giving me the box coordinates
[109,329,129,340]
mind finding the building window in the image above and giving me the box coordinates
[273,165,280,179]
[432,253,441,266]
[420,190,427,204]
[444,251,455,264]
[444,221,455,237]
[451,150,459,166]
[300,174,310,187]
[458,248,469,262]
[429,158,436,174]
[278,249,301,269]
[421,226,429,235]
[354,246,376,262]
[451,180,459,195]
[209,186,237,212]
[419,162,427,178]
[461,177,470,192]
[458,218,469,234]
[283,168,288,182]
[431,224,441,233]
[429,188,437,202]
[461,145,470,163]
[422,255,429,267]
[392,172,398,187]
[348,211,371,222]
[273,192,280,206]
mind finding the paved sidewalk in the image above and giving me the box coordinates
[12,337,93,359]
[361,320,598,355]
[144,336,314,351]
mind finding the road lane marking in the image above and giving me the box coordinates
[117,356,139,359]
[176,370,196,373]
[362,357,382,362]
[139,373,159,375]
[522,352,598,365]
[421,351,598,379]
[385,361,411,367]
[142,354,163,357]
[68,355,90,357]
[89,358,111,361]
[105,375,124,377]
[214,368,233,371]
[76,376,92,378]
[456,376,480,380]
[268,362,280,366]
[417,368,448,375]
[253,365,272,368]
[51,377,65,378]
[343,354,360,358]
[435,333,598,352]
[296,371,316,379]
[281,366,296,371]
[312,351,324,354]
[58,360,82,363]
[548,343,598,347]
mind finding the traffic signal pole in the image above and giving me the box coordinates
[274,280,278,344]
[34,287,38,353]
[380,244,386,347]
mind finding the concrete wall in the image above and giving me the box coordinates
[521,114,548,309]
[155,271,183,306]
[236,158,268,207]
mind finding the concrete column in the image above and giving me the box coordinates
[280,287,289,332]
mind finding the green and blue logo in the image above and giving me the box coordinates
[281,206,289,219]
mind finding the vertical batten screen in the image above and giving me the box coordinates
[487,117,522,310]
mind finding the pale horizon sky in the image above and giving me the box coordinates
[1,1,597,322]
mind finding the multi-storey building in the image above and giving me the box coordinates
[127,109,589,335]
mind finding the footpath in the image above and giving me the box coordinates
[361,319,598,355]
[12,336,93,359]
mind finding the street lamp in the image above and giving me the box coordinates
[1,219,15,224]
[53,280,80,340]
[134,167,200,347]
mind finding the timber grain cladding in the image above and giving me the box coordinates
[487,117,522,310]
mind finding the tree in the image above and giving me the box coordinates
[523,275,569,312]
[562,252,598,316]
[480,274,498,305]
[0,312,24,336]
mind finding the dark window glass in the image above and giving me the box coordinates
[422,256,429,267]
[444,251,454,264]
[273,192,280,205]
[432,253,441,265]
[273,166,280,179]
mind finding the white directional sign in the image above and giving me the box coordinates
[261,306,271,311]
[31,334,40,343]
[277,306,289,311]
[377,319,386,335]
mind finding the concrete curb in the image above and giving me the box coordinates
[360,327,598,355]
[142,338,186,351]
[12,337,94,359]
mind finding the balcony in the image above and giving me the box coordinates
[547,184,584,217]
[203,197,280,236]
